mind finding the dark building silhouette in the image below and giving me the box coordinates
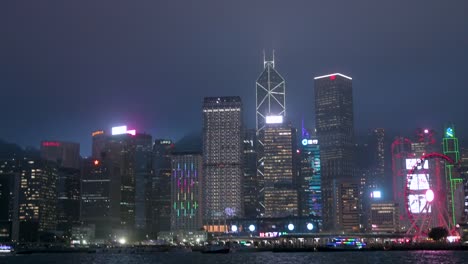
[151,139,174,236]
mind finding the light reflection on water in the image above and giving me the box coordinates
[1,251,467,264]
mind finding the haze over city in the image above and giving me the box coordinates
[2,1,468,155]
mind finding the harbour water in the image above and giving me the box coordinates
[1,251,468,264]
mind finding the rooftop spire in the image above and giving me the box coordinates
[263,50,275,68]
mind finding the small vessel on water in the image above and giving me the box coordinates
[0,245,13,255]
[324,238,366,250]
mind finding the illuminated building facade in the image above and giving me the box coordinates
[203,97,243,221]
[256,52,286,214]
[18,159,57,242]
[443,126,464,226]
[243,129,259,218]
[369,203,399,233]
[314,73,356,232]
[171,153,203,231]
[0,159,19,242]
[262,122,298,217]
[299,137,321,217]
[151,139,174,236]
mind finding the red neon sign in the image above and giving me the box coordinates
[42,141,60,147]
[329,75,336,80]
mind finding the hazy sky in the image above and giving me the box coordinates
[1,1,468,155]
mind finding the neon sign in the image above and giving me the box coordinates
[42,141,60,147]
[302,139,318,146]
[111,125,137,136]
[92,130,104,137]
[265,115,283,124]
[446,127,454,138]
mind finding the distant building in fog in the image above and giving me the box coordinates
[40,141,80,169]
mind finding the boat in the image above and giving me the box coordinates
[323,238,366,251]
[0,245,14,255]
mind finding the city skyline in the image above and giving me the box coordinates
[2,1,468,156]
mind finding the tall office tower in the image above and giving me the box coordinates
[152,139,174,236]
[314,73,357,232]
[0,159,20,242]
[256,52,286,214]
[262,120,298,217]
[133,134,154,239]
[203,97,243,221]
[105,131,152,235]
[369,203,399,233]
[91,130,106,159]
[299,137,321,218]
[81,158,121,239]
[18,159,58,242]
[40,140,81,235]
[243,129,258,218]
[40,141,80,169]
[372,128,385,191]
[56,167,80,235]
[443,126,464,227]
[171,152,203,231]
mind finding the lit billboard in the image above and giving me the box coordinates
[408,174,430,190]
[405,159,429,170]
[265,115,283,124]
[408,194,431,214]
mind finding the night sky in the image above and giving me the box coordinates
[1,1,468,156]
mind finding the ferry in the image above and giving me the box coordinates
[325,238,366,250]
[0,245,14,255]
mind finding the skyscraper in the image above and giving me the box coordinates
[242,129,259,218]
[91,130,106,159]
[40,140,81,235]
[151,139,174,236]
[203,97,243,221]
[81,158,120,239]
[299,137,321,218]
[171,152,203,231]
[18,159,58,242]
[314,73,357,232]
[262,121,298,217]
[256,52,286,214]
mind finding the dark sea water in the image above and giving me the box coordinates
[1,251,467,264]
